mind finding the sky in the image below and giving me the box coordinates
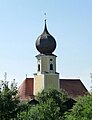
[0,0,92,90]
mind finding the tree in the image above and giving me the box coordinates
[26,98,61,120]
[0,80,20,120]
[37,89,69,116]
[64,93,92,120]
[37,89,68,103]
[19,89,71,120]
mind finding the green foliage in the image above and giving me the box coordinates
[65,94,92,120]
[37,89,68,103]
[19,89,69,120]
[37,89,68,116]
[0,80,20,120]
[1,80,92,120]
[27,99,61,120]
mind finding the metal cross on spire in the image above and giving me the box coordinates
[44,13,46,22]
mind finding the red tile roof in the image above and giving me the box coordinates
[18,78,34,100]
[18,78,88,100]
[60,79,88,98]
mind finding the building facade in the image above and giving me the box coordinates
[18,20,88,100]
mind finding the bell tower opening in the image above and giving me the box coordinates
[38,64,40,71]
[50,63,53,70]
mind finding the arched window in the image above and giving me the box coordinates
[38,64,40,71]
[50,64,53,70]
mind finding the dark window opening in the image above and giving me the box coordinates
[50,64,53,70]
[38,64,40,71]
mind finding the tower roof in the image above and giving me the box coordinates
[18,78,34,100]
[60,79,88,98]
[36,20,56,55]
[18,78,88,100]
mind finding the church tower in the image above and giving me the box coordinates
[34,19,59,95]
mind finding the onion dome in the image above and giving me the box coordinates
[36,20,56,55]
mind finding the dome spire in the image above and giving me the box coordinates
[36,16,56,55]
[44,13,48,33]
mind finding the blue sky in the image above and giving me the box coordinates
[0,0,92,90]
